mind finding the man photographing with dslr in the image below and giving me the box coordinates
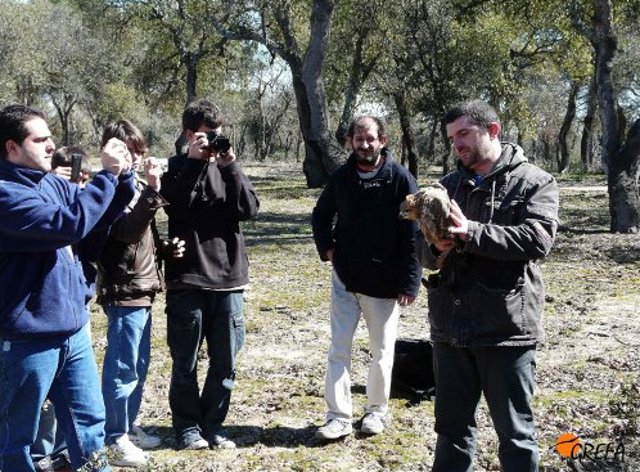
[160,98,259,451]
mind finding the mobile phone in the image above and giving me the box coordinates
[70,153,83,183]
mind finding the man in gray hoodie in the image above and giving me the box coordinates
[419,100,559,472]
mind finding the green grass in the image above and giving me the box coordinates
[88,162,639,471]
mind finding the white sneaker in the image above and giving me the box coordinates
[360,412,386,435]
[129,423,162,449]
[108,434,149,467]
[208,433,236,449]
[314,419,353,439]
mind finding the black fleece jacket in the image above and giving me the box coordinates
[312,150,422,299]
[160,155,259,289]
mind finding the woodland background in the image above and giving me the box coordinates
[2,1,640,470]
[1,0,640,232]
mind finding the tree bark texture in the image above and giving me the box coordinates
[394,92,418,178]
[557,81,579,173]
[592,0,638,232]
[609,119,640,232]
[439,119,451,176]
[580,77,598,171]
[299,0,344,188]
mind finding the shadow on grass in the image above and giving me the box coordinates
[235,425,326,448]
[605,244,640,264]
[149,424,328,449]
[244,211,313,248]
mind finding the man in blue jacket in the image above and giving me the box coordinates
[0,104,134,471]
[312,116,422,439]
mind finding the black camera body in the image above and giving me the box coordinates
[205,132,231,153]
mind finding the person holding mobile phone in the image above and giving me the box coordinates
[51,146,92,188]
[0,104,134,472]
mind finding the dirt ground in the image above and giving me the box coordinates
[91,164,640,471]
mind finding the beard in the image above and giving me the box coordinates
[457,145,483,170]
[355,148,382,166]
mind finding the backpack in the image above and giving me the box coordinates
[391,338,436,405]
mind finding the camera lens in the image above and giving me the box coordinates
[206,132,230,153]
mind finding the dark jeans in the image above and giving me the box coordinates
[431,342,538,472]
[166,289,245,443]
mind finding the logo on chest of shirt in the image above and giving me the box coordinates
[360,179,383,190]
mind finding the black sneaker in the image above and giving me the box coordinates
[177,433,209,450]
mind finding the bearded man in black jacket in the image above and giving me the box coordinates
[312,116,422,440]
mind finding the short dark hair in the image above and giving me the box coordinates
[182,99,224,133]
[442,100,500,132]
[346,116,387,141]
[0,104,46,160]
[101,119,148,155]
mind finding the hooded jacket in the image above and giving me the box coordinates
[312,150,422,299]
[420,143,559,346]
[160,155,259,289]
[0,159,134,340]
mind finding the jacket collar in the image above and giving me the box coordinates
[347,147,394,181]
[457,142,527,183]
[0,158,48,188]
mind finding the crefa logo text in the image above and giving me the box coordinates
[554,432,625,465]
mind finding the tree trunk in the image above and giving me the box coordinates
[592,0,638,232]
[581,77,598,171]
[557,81,579,173]
[335,80,358,147]
[185,53,198,104]
[292,72,342,187]
[212,0,342,186]
[542,138,551,163]
[439,119,450,176]
[334,30,372,146]
[608,118,640,232]
[298,0,344,188]
[51,95,75,146]
[427,119,438,164]
[174,54,200,155]
[393,92,418,178]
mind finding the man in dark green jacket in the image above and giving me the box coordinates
[420,100,559,472]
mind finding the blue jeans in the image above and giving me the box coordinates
[31,401,67,462]
[166,289,244,443]
[431,343,538,472]
[0,324,109,471]
[101,305,152,444]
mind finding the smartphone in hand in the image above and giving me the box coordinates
[70,153,83,183]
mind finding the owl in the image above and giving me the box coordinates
[399,183,452,243]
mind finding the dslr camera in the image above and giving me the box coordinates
[205,131,231,153]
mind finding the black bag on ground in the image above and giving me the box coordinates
[391,338,436,404]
